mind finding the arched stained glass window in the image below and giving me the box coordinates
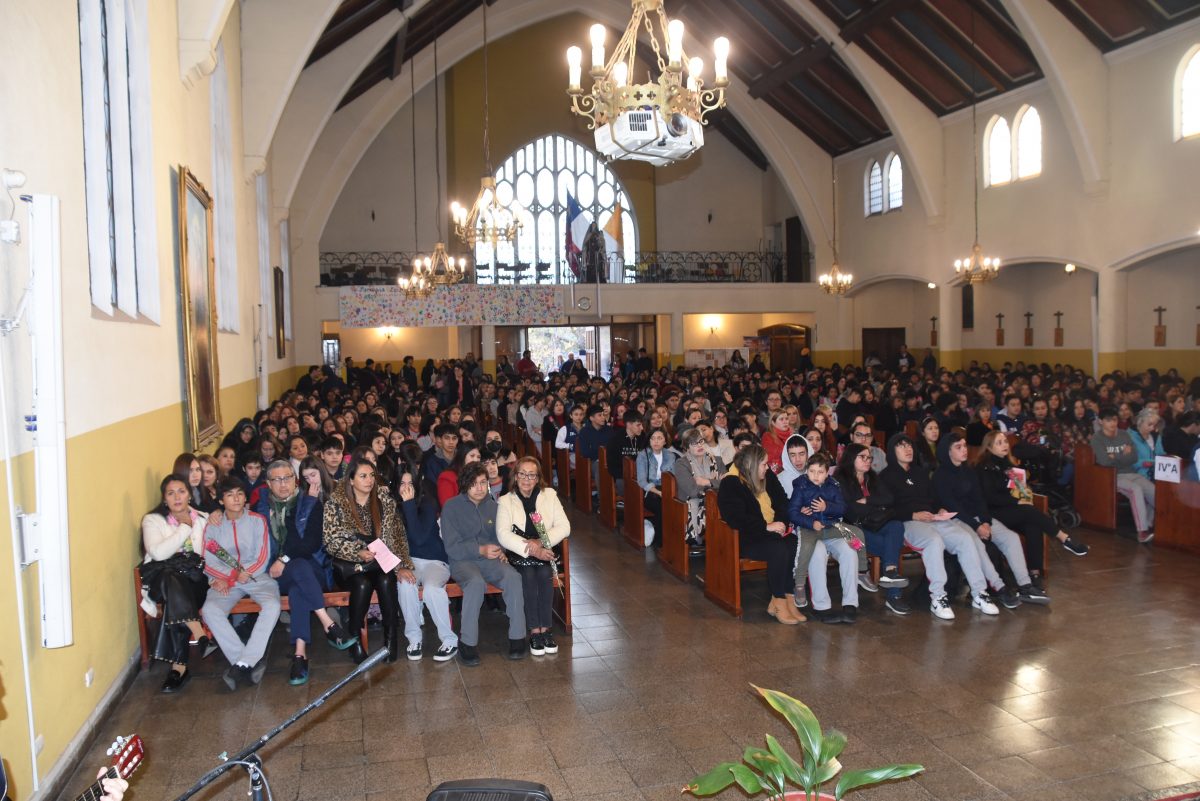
[475,134,636,284]
[864,160,883,215]
[1015,105,1042,179]
[985,116,1012,186]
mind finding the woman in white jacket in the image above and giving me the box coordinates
[496,457,570,656]
[140,475,211,693]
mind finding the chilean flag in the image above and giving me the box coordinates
[565,192,592,279]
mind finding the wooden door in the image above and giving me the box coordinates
[861,327,906,370]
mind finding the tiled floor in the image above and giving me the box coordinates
[61,511,1200,801]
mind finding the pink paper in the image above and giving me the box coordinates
[932,511,958,521]
[367,539,401,573]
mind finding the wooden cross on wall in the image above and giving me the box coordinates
[1196,305,1199,347]
[995,312,1005,346]
[930,315,938,347]
[1054,310,1064,347]
[1023,312,1034,346]
[1154,305,1167,347]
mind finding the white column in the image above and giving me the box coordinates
[1096,268,1126,374]
[938,283,962,370]
[670,311,684,367]
[482,324,497,376]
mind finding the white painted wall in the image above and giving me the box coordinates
[1123,247,1200,350]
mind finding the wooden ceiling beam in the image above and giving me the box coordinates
[911,6,1011,92]
[839,0,923,44]
[807,59,889,132]
[389,22,408,80]
[308,0,395,66]
[748,41,832,98]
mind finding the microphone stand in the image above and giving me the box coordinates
[169,647,391,801]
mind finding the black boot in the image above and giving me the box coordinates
[382,626,399,663]
[347,638,366,664]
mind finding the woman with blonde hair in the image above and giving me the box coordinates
[497,457,570,655]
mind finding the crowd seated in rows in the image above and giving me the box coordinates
[143,350,1199,688]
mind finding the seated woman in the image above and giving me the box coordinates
[966,402,995,447]
[717,444,801,624]
[554,404,586,469]
[976,431,1089,585]
[673,429,726,548]
[140,475,211,693]
[172,452,205,510]
[323,455,415,664]
[914,417,940,474]
[395,463,458,662]
[1130,407,1166,480]
[837,444,911,616]
[437,443,481,508]
[761,410,792,474]
[636,429,677,547]
[497,457,570,656]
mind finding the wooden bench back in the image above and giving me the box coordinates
[555,448,572,501]
[574,453,594,513]
[622,457,646,550]
[1074,442,1117,530]
[702,487,766,617]
[1154,478,1200,557]
[597,447,619,528]
[658,471,689,580]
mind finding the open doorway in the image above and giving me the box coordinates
[527,326,612,377]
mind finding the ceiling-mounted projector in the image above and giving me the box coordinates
[594,109,704,167]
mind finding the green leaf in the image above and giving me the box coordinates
[765,735,804,784]
[818,730,848,765]
[743,747,786,795]
[729,764,765,795]
[753,685,824,763]
[813,757,842,786]
[682,762,740,796]
[833,764,925,800]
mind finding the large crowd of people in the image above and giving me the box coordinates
[139,347,1200,691]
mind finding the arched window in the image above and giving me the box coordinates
[474,134,636,284]
[885,152,903,210]
[985,115,1011,186]
[1179,46,1200,139]
[1015,105,1042,179]
[864,160,883,215]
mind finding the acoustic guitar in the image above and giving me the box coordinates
[72,734,145,801]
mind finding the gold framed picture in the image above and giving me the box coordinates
[177,166,223,449]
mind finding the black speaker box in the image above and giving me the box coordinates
[426,779,554,801]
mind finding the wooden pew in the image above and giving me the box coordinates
[702,489,767,617]
[1074,443,1117,530]
[622,457,647,550]
[556,448,572,501]
[574,453,594,514]
[1154,479,1200,557]
[541,438,554,479]
[135,540,574,668]
[658,471,690,581]
[905,420,918,440]
[597,447,619,528]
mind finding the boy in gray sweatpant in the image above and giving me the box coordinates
[201,479,281,690]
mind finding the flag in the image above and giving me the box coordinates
[565,192,592,279]
[602,202,624,283]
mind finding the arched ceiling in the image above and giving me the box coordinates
[300,0,1200,159]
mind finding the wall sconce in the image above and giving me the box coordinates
[381,326,399,340]
[1064,263,1076,275]
[927,282,937,289]
[701,314,721,334]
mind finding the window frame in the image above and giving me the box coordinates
[1176,44,1200,140]
[864,159,883,216]
[984,114,1012,187]
[883,151,903,212]
[1014,104,1042,180]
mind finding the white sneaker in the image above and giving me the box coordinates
[643,520,655,547]
[972,593,1000,616]
[930,595,955,620]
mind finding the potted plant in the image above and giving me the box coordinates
[684,686,923,801]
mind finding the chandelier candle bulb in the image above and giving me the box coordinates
[567,46,582,91]
[589,24,606,72]
[668,19,684,67]
[688,57,704,91]
[714,37,729,84]
[613,61,628,88]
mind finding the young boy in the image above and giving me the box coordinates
[239,450,266,507]
[201,478,281,691]
[786,453,873,607]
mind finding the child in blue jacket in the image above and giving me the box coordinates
[787,453,868,597]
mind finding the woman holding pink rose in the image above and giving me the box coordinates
[497,457,570,656]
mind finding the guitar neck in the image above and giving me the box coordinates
[75,767,119,801]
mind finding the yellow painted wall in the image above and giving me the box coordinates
[957,349,1094,370]
[446,13,657,251]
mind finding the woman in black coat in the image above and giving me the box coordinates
[974,430,1089,583]
[716,444,801,623]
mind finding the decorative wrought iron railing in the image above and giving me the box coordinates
[319,250,787,286]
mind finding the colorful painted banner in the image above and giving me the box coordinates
[339,285,564,328]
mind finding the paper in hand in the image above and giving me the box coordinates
[932,510,958,521]
[367,539,402,573]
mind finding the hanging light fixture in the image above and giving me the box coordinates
[399,60,433,299]
[450,2,521,249]
[566,1,729,166]
[819,171,852,295]
[953,8,1000,285]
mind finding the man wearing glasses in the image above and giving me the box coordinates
[850,421,887,473]
[440,462,526,666]
[254,460,356,685]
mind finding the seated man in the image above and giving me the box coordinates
[253,459,356,685]
[606,410,646,497]
[1091,406,1155,543]
[440,463,525,666]
[201,478,281,690]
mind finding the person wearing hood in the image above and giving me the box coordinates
[778,434,811,499]
[877,433,1001,620]
[933,432,1049,607]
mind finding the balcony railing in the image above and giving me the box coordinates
[320,250,786,286]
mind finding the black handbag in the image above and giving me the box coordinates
[332,556,381,581]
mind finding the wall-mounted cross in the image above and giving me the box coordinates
[1154,306,1167,325]
[995,312,1005,329]
[1054,311,1063,327]
[930,316,938,331]
[1024,312,1033,328]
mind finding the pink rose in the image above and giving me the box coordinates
[530,512,543,524]
[205,539,220,554]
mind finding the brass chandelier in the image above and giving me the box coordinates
[953,8,1000,285]
[400,58,433,299]
[422,38,469,287]
[819,172,852,295]
[566,0,729,165]
[450,1,521,249]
